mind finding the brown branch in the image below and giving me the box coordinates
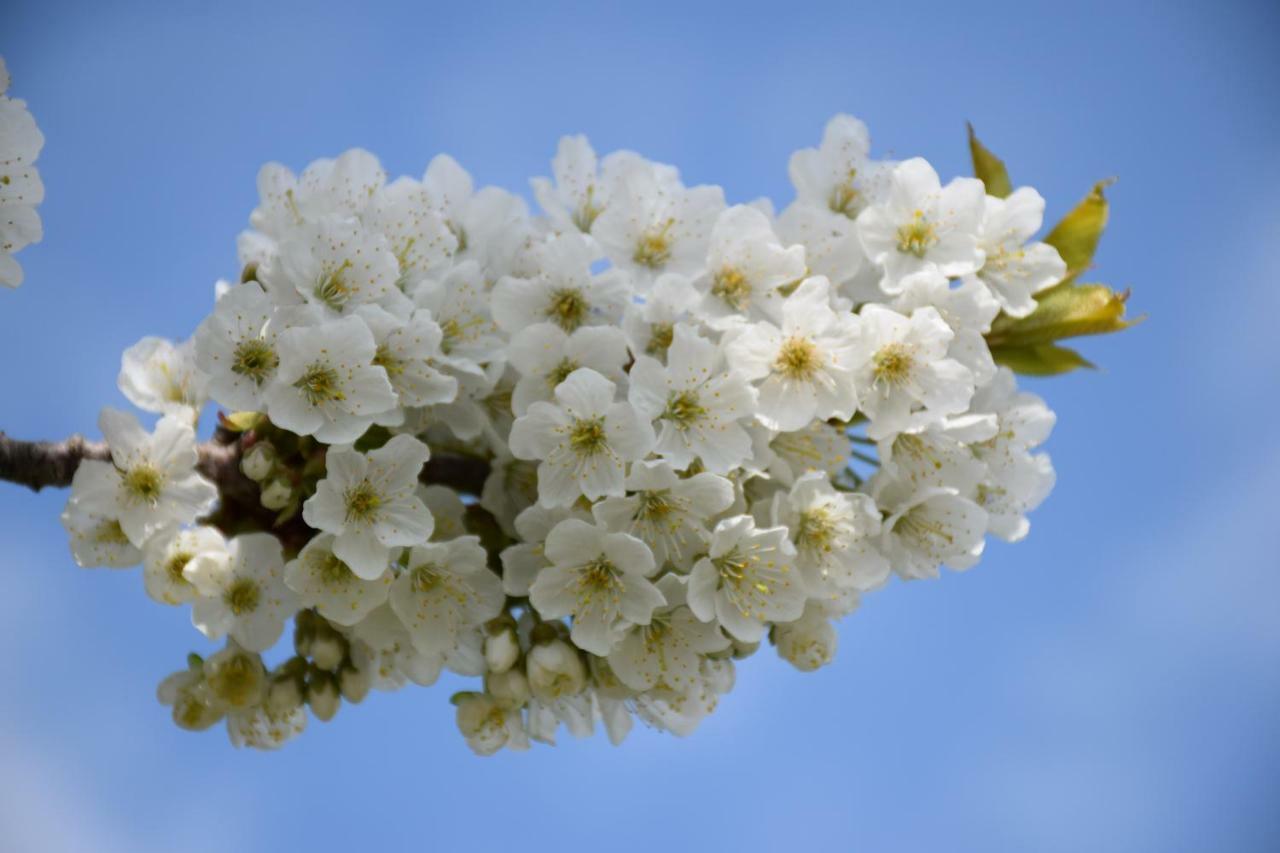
[0,431,243,494]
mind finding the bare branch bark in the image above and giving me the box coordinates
[0,432,241,493]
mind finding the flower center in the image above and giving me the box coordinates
[577,557,623,607]
[711,267,752,311]
[663,390,707,429]
[828,170,861,218]
[294,363,345,406]
[797,507,836,555]
[633,219,675,269]
[646,322,674,356]
[410,563,443,593]
[314,259,355,311]
[637,490,675,521]
[317,553,357,586]
[122,464,164,505]
[872,343,914,386]
[165,551,194,586]
[572,185,603,232]
[775,336,821,380]
[547,358,580,389]
[95,519,131,546]
[546,288,589,331]
[344,480,382,524]
[224,577,261,615]
[373,344,405,380]
[895,211,937,258]
[232,338,278,385]
[568,417,609,457]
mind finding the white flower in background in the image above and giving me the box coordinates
[302,435,434,578]
[118,336,209,420]
[688,515,803,642]
[0,56,45,289]
[772,471,889,592]
[593,461,734,570]
[789,114,893,222]
[265,315,397,443]
[263,216,407,316]
[773,602,838,672]
[856,157,986,293]
[355,304,459,417]
[248,148,386,244]
[530,135,613,234]
[283,533,391,626]
[973,187,1067,317]
[361,175,458,290]
[143,526,229,606]
[696,205,806,326]
[592,158,725,285]
[498,503,590,596]
[765,421,852,487]
[507,322,629,415]
[609,574,730,691]
[455,692,529,756]
[60,504,142,568]
[528,518,664,656]
[968,368,1057,541]
[389,536,505,659]
[187,533,297,651]
[628,323,757,474]
[491,232,629,334]
[879,487,988,580]
[851,304,975,440]
[892,270,1000,387]
[622,272,702,360]
[410,260,502,370]
[227,705,308,751]
[725,276,862,432]
[194,283,297,412]
[66,409,218,546]
[509,368,655,507]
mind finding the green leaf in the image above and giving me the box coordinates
[967,123,1012,198]
[988,283,1140,348]
[1043,179,1114,287]
[990,343,1095,376]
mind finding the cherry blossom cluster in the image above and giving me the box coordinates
[0,56,45,288]
[61,115,1062,754]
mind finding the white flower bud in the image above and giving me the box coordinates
[310,632,346,671]
[240,442,276,481]
[486,667,530,709]
[484,625,520,674]
[265,676,304,715]
[455,693,522,757]
[774,611,837,672]
[338,665,371,704]
[526,638,586,702]
[307,672,341,722]
[260,477,293,510]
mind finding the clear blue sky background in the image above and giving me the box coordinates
[1,1,1277,851]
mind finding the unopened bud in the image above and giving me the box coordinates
[484,625,520,674]
[265,675,304,714]
[773,612,837,672]
[338,665,371,704]
[260,478,293,510]
[526,638,586,702]
[310,630,347,671]
[486,667,530,709]
[307,672,341,722]
[240,442,276,481]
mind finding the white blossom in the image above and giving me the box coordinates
[688,515,803,643]
[973,188,1068,317]
[118,337,209,420]
[389,536,505,659]
[302,435,434,578]
[187,533,297,651]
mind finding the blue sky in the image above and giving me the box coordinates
[1,1,1278,851]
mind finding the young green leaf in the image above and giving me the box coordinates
[967,123,1012,198]
[990,342,1095,376]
